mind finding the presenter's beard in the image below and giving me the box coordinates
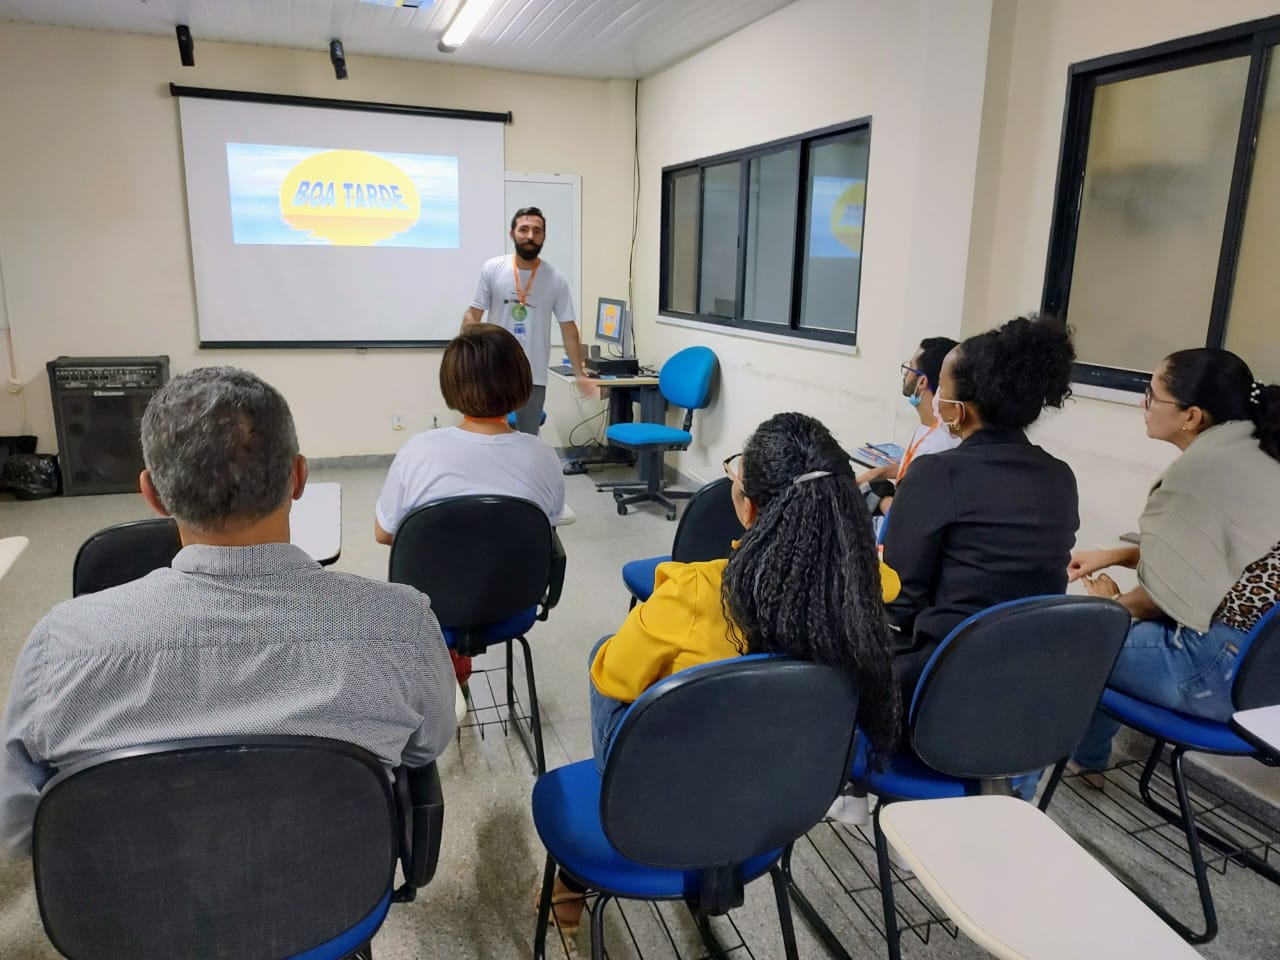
[514,239,543,261]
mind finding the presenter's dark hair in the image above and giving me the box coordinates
[950,314,1074,430]
[141,366,298,531]
[510,206,545,230]
[722,412,901,751]
[441,323,533,418]
[1161,348,1280,462]
[917,336,958,392]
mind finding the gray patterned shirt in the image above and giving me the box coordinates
[0,543,455,856]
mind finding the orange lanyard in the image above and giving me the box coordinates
[896,424,939,481]
[512,255,540,305]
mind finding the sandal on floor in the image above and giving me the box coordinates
[535,883,585,939]
[1065,761,1106,791]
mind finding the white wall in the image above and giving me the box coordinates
[0,23,633,456]
[633,0,993,482]
[968,0,1280,564]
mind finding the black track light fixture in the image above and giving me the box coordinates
[175,24,194,67]
[329,39,347,80]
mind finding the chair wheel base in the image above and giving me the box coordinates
[617,504,628,515]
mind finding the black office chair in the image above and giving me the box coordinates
[619,476,743,608]
[389,495,566,774]
[532,655,859,960]
[32,736,444,960]
[72,517,181,596]
[784,595,1131,960]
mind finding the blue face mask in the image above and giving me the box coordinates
[907,392,922,408]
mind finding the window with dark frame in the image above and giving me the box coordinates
[660,119,871,346]
[1043,15,1280,391]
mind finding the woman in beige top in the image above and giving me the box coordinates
[1068,348,1280,773]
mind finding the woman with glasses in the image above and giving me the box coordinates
[881,315,1079,699]
[547,412,903,934]
[1067,349,1280,781]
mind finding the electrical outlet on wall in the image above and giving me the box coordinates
[391,412,405,432]
[431,410,441,429]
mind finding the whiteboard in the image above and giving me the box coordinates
[505,173,581,348]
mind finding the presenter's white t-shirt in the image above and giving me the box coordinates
[376,427,566,535]
[470,255,575,387]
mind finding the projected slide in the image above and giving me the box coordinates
[226,143,460,247]
[809,176,865,258]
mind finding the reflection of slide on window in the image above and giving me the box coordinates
[225,143,461,248]
[809,176,864,258]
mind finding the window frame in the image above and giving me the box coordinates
[1042,15,1280,392]
[659,117,872,347]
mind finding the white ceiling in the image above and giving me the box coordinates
[0,0,798,79]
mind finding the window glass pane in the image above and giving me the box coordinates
[799,130,869,333]
[698,161,742,317]
[665,169,700,313]
[743,147,800,325]
[1226,52,1280,382]
[1068,56,1249,372]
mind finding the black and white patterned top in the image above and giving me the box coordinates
[1216,540,1280,633]
[0,543,455,856]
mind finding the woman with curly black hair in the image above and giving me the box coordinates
[547,412,903,934]
[1068,348,1280,779]
[882,314,1080,694]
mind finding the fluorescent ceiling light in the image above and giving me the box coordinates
[439,0,500,50]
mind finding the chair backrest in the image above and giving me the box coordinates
[388,495,552,628]
[72,517,182,597]
[1232,604,1280,710]
[670,477,744,565]
[909,595,1131,779]
[659,346,718,412]
[601,656,858,872]
[33,737,398,960]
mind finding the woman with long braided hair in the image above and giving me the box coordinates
[548,412,902,934]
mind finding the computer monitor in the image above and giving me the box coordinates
[594,297,632,357]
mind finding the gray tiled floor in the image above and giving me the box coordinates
[2,465,1279,959]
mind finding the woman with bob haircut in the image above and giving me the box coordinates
[374,322,565,544]
[1069,348,1280,781]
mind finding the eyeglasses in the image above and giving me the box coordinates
[900,362,926,378]
[723,452,743,481]
[1142,385,1182,410]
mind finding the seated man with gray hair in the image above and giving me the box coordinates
[0,367,456,856]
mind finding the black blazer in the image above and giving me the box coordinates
[883,427,1080,653]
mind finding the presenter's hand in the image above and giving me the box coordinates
[1067,549,1115,582]
[575,374,600,399]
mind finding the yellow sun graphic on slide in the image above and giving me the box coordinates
[830,180,865,254]
[278,150,421,246]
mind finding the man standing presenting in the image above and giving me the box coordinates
[857,336,960,516]
[463,207,593,434]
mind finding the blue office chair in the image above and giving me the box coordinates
[1059,604,1280,944]
[596,346,718,521]
[620,476,743,608]
[32,736,443,960]
[784,595,1131,960]
[507,410,548,430]
[389,495,565,775]
[532,655,859,960]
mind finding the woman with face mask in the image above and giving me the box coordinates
[880,315,1080,699]
[1067,349,1280,781]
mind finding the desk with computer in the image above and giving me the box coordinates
[553,298,664,475]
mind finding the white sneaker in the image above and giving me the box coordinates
[824,792,871,826]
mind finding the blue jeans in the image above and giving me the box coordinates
[588,635,631,774]
[1072,618,1244,771]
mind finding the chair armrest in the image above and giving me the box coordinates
[391,762,445,901]
[540,530,567,618]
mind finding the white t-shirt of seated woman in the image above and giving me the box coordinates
[376,427,566,535]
